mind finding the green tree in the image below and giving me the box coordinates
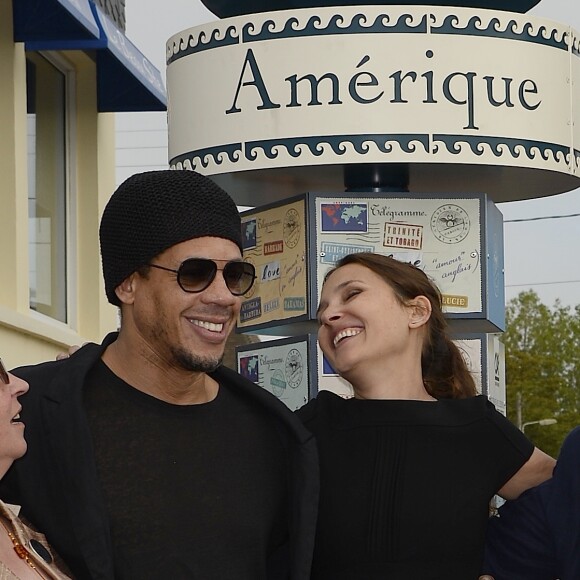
[503,291,580,458]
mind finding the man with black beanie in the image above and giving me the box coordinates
[0,170,319,580]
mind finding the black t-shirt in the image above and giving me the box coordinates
[297,391,534,580]
[84,361,288,580]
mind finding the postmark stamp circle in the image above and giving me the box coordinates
[430,204,470,244]
[284,209,301,249]
[285,348,303,389]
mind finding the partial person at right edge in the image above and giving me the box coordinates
[482,426,580,580]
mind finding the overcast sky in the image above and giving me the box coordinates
[117,0,580,309]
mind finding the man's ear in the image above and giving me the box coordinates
[408,295,431,329]
[114,273,137,305]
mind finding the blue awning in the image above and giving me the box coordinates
[13,0,100,44]
[91,4,167,112]
[13,0,167,113]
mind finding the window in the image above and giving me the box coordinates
[26,53,70,323]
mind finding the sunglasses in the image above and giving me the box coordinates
[147,258,256,296]
[0,358,9,385]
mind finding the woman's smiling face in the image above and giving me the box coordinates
[317,263,416,381]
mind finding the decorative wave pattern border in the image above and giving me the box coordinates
[171,143,242,169]
[430,15,568,51]
[170,135,572,170]
[242,13,427,42]
[167,26,239,65]
[244,134,428,159]
[168,10,571,63]
[433,135,570,162]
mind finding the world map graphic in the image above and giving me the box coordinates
[240,355,259,382]
[321,203,368,232]
[242,219,257,249]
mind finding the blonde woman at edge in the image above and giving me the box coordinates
[297,253,555,580]
[0,359,71,580]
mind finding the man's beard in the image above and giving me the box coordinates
[171,346,223,373]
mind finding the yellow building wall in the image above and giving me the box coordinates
[0,1,118,370]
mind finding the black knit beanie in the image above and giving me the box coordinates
[100,170,243,306]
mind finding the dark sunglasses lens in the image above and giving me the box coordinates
[0,359,9,384]
[178,259,217,292]
[223,262,256,296]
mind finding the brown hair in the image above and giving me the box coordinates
[327,253,476,399]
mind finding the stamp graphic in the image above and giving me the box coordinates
[284,296,305,311]
[264,240,284,255]
[285,348,303,389]
[240,297,262,322]
[242,218,257,250]
[430,204,470,244]
[239,355,259,383]
[283,208,301,248]
[321,203,368,232]
[260,260,281,283]
[270,369,287,397]
[264,298,280,313]
[442,294,469,308]
[383,222,423,250]
[319,241,373,264]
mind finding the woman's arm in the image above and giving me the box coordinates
[498,447,555,500]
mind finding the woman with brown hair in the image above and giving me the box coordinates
[297,252,554,580]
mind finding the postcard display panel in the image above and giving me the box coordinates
[237,191,506,408]
[237,336,318,411]
[319,333,505,400]
[237,333,505,408]
[239,191,504,334]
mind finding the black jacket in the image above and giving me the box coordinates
[0,333,319,580]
